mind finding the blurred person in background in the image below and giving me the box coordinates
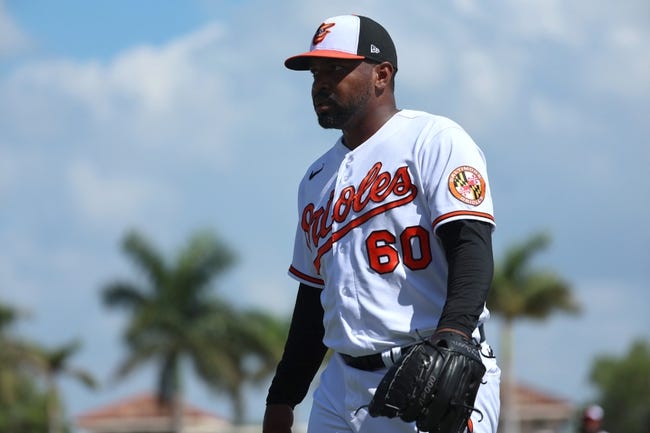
[580,405,609,433]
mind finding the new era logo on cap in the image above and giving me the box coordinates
[285,15,398,71]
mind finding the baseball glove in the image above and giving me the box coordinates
[368,331,486,433]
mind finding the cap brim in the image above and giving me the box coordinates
[284,50,365,70]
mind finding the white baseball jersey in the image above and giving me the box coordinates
[288,110,495,357]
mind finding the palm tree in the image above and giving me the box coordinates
[488,232,580,433]
[0,302,24,405]
[102,228,286,429]
[0,302,37,404]
[210,309,288,424]
[0,303,19,329]
[0,301,50,431]
[1,302,96,431]
[33,340,97,433]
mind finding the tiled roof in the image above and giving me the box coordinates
[511,382,574,421]
[76,393,230,432]
[514,383,571,405]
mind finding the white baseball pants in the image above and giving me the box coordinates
[307,342,501,433]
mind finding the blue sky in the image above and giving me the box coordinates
[1,0,649,428]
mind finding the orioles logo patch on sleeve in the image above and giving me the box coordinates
[448,166,486,206]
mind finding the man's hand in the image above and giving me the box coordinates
[263,404,294,433]
[368,331,486,432]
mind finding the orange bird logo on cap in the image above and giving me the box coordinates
[312,22,335,45]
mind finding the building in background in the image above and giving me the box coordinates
[76,393,230,433]
[504,383,574,433]
[76,383,570,433]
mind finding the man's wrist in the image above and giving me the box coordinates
[432,328,470,340]
[263,404,294,432]
[433,327,470,339]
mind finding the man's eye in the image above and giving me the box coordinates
[310,64,347,77]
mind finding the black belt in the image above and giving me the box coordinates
[340,344,415,371]
[339,325,486,372]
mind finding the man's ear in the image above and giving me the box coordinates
[374,62,395,89]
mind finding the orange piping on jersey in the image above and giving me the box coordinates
[432,210,495,228]
[289,265,324,286]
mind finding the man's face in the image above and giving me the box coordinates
[582,419,602,433]
[309,58,375,130]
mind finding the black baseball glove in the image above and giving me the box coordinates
[368,331,486,433]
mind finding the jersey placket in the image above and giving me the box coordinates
[328,152,365,345]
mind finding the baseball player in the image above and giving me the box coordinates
[580,405,609,433]
[264,15,500,433]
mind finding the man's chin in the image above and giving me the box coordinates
[317,114,345,130]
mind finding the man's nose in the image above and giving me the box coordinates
[312,73,333,93]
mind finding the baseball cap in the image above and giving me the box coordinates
[583,405,604,421]
[285,15,397,71]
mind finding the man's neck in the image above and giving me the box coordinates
[342,106,399,150]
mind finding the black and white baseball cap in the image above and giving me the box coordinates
[284,15,397,71]
[583,405,604,421]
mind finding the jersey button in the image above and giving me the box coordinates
[342,287,352,297]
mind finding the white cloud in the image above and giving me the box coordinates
[584,24,650,99]
[0,145,17,198]
[528,95,591,134]
[452,0,482,17]
[0,0,30,57]
[456,47,523,128]
[67,159,175,224]
[108,22,226,116]
[1,21,234,166]
[505,0,583,45]
[396,36,449,91]
[501,0,650,100]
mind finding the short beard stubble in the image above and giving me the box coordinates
[316,85,373,131]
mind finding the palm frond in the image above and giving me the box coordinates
[502,232,550,281]
[122,230,167,290]
[522,273,581,319]
[490,231,580,321]
[103,228,289,424]
[102,282,148,310]
[112,343,161,382]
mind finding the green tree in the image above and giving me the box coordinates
[102,229,287,428]
[588,338,650,433]
[0,376,49,433]
[487,232,580,433]
[195,307,289,424]
[32,340,97,433]
[0,303,38,403]
[0,301,49,432]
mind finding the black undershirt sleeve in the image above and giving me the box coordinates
[266,283,328,408]
[436,219,494,337]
